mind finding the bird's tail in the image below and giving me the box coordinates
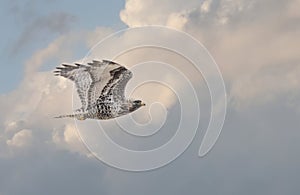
[54,113,86,120]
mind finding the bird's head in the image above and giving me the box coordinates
[129,100,146,112]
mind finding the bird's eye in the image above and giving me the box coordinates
[134,100,141,104]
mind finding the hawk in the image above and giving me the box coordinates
[54,60,145,120]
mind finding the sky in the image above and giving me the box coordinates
[1,0,300,194]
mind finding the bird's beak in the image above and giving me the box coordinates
[141,103,146,106]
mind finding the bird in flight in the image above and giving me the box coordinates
[54,60,145,120]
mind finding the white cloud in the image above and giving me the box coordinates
[229,64,300,109]
[184,0,300,108]
[120,0,200,29]
[6,129,33,148]
[64,124,78,144]
[200,0,213,13]
[287,0,300,18]
[166,12,189,29]
[1,0,299,160]
[0,27,115,157]
[120,0,256,28]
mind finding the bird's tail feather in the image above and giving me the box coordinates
[54,113,86,120]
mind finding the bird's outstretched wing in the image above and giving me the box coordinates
[99,64,133,103]
[54,60,132,111]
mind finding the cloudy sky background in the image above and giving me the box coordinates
[1,0,300,194]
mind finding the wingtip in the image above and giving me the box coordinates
[103,59,118,65]
[53,70,60,74]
